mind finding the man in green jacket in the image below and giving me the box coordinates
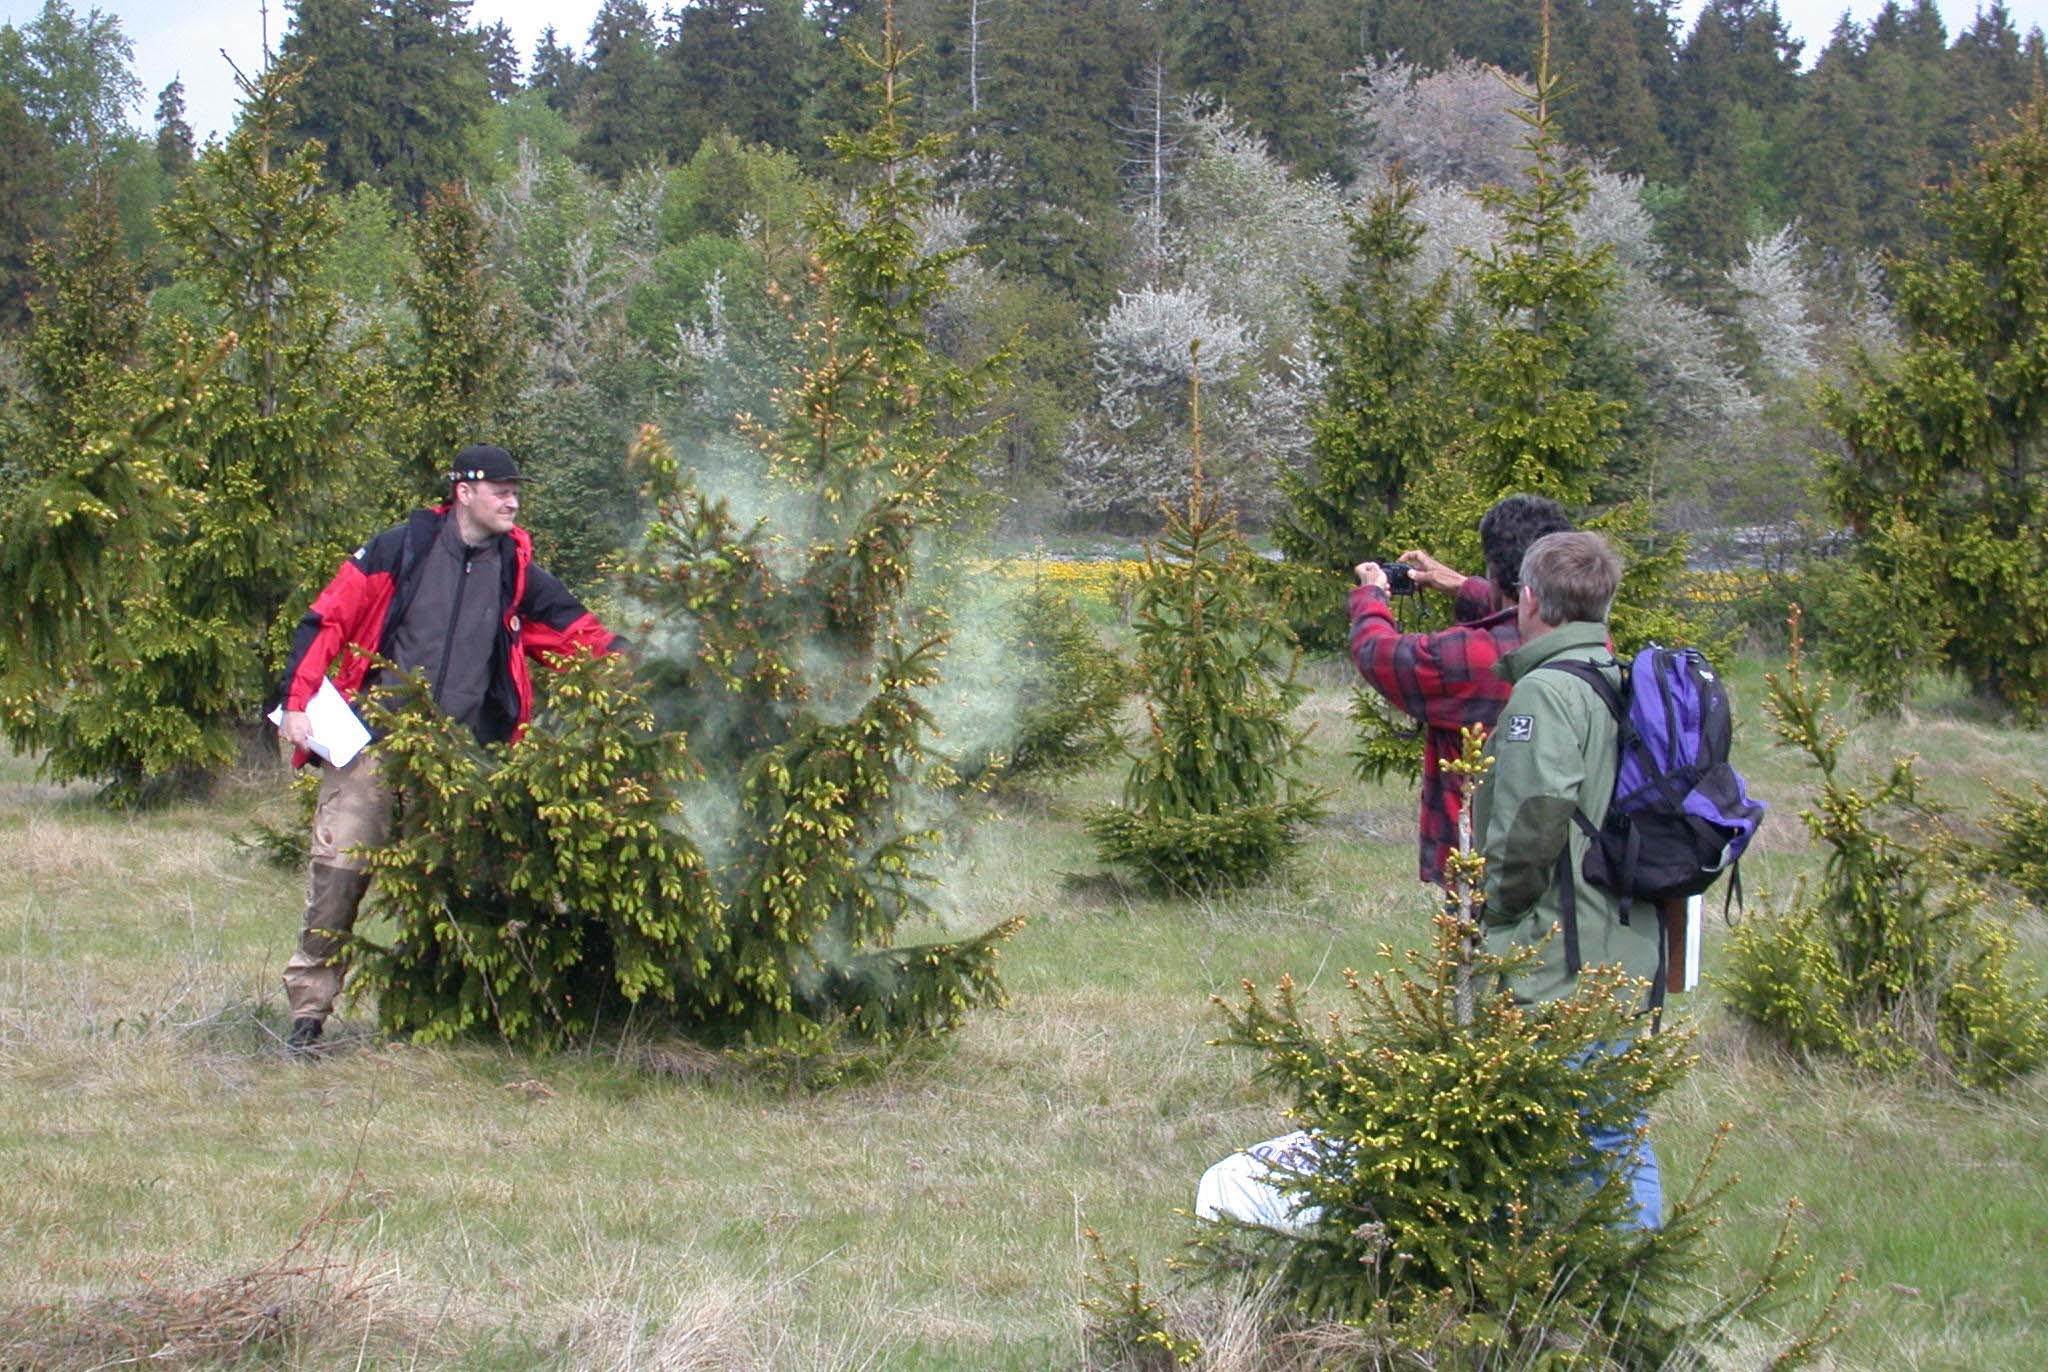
[1470,530,1663,1228]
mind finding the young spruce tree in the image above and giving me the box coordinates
[1087,734,1847,1369]
[1196,914,1838,1367]
[1722,614,2048,1090]
[355,3,1021,1049]
[1088,344,1324,892]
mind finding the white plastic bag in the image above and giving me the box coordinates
[1194,1130,1328,1235]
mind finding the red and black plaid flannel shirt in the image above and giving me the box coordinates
[1348,576,1525,887]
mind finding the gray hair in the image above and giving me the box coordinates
[1520,531,1623,625]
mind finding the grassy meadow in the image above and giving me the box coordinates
[3,649,2046,1369]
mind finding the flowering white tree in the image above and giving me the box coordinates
[1345,57,1530,189]
[1728,224,1821,382]
[1061,283,1277,524]
[1059,366,1314,527]
[1167,104,1349,357]
[488,144,662,387]
[1570,169,1662,274]
[1842,251,1898,359]
[1570,170,1760,438]
[1398,178,1497,299]
[1059,103,1348,528]
[1090,284,1258,430]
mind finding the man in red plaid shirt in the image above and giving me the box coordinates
[1348,495,1573,887]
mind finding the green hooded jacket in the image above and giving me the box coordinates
[1471,621,1662,1006]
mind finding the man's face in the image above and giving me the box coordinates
[458,479,521,537]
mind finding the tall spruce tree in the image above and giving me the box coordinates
[1665,0,1803,268]
[1561,0,1675,181]
[1784,19,1871,260]
[152,78,194,179]
[1821,97,2048,719]
[357,1,1020,1048]
[393,182,525,499]
[1170,0,1353,182]
[1457,17,1626,517]
[19,66,394,800]
[664,0,810,161]
[0,192,196,735]
[529,24,583,113]
[573,0,668,178]
[278,0,382,187]
[375,0,490,205]
[1355,0,1540,72]
[0,88,60,327]
[1273,170,1460,652]
[280,0,489,206]
[1945,4,2033,158]
[954,0,1137,307]
[797,0,888,170]
[1856,3,1948,257]
[479,18,520,98]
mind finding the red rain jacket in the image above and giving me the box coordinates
[277,506,621,765]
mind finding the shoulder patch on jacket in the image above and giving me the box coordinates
[1504,714,1534,742]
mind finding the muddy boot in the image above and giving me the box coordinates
[286,1017,324,1056]
[281,862,373,1048]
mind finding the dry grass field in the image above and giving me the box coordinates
[3,656,2045,1369]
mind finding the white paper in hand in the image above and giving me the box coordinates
[267,677,371,767]
[1682,893,1703,993]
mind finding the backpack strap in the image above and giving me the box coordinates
[1537,657,1625,726]
[1615,821,1641,927]
[1540,661,1610,984]
[1647,901,1669,1017]
[1556,846,1581,976]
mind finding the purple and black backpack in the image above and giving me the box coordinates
[1541,646,1768,987]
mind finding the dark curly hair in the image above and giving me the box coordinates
[1478,494,1573,601]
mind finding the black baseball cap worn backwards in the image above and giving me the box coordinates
[447,444,530,485]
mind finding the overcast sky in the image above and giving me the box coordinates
[3,0,2043,152]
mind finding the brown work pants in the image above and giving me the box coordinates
[280,750,392,1022]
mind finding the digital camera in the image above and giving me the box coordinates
[1381,560,1416,595]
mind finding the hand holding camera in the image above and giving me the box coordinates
[1354,557,1418,596]
[1396,548,1469,595]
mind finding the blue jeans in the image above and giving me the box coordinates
[1570,1042,1663,1231]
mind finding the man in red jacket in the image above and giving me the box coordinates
[273,444,622,1053]
[1348,494,1572,889]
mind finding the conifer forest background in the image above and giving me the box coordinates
[3,0,2043,561]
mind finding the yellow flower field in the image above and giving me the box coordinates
[971,557,1147,608]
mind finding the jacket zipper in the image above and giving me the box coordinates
[433,546,475,703]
